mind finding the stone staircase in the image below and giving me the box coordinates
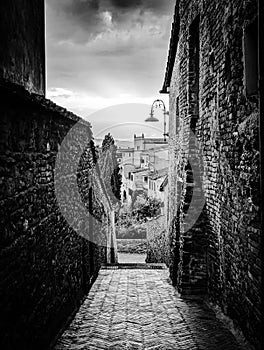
[102,263,167,270]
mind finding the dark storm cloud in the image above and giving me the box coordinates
[46,0,174,118]
[63,0,99,18]
[109,0,142,9]
[46,0,103,40]
[47,0,173,36]
[57,0,171,14]
[106,0,172,14]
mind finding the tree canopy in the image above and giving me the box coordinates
[100,133,122,204]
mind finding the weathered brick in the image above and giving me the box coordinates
[0,83,117,350]
[163,0,260,348]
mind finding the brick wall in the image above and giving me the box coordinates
[166,0,260,348]
[0,82,116,349]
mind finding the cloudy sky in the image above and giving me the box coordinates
[46,0,174,138]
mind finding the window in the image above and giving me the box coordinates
[144,176,148,183]
[128,172,131,179]
[244,17,258,96]
[131,174,134,181]
[176,96,180,133]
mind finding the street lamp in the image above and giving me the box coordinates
[145,99,169,141]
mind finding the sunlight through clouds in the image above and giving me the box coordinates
[46,0,174,129]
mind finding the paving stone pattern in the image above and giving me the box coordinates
[54,268,244,350]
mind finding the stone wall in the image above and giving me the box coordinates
[0,82,116,350]
[166,0,260,348]
[0,0,45,95]
[117,239,147,254]
[145,215,170,266]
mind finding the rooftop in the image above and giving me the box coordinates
[131,167,150,174]
[159,175,168,191]
[160,0,180,94]
[147,145,168,152]
[117,148,134,152]
[148,168,168,180]
[143,139,168,144]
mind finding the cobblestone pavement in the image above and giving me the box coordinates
[54,268,245,350]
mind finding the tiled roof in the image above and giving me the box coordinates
[143,139,167,144]
[148,168,168,180]
[118,148,134,152]
[131,167,150,174]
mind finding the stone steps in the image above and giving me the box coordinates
[101,263,167,270]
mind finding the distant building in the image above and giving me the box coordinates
[116,148,134,165]
[134,133,167,151]
[121,167,150,205]
[119,134,169,206]
[148,168,168,202]
[147,146,169,171]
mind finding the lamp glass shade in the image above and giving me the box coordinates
[145,115,159,122]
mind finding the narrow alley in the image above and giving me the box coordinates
[54,267,244,350]
[0,1,262,350]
